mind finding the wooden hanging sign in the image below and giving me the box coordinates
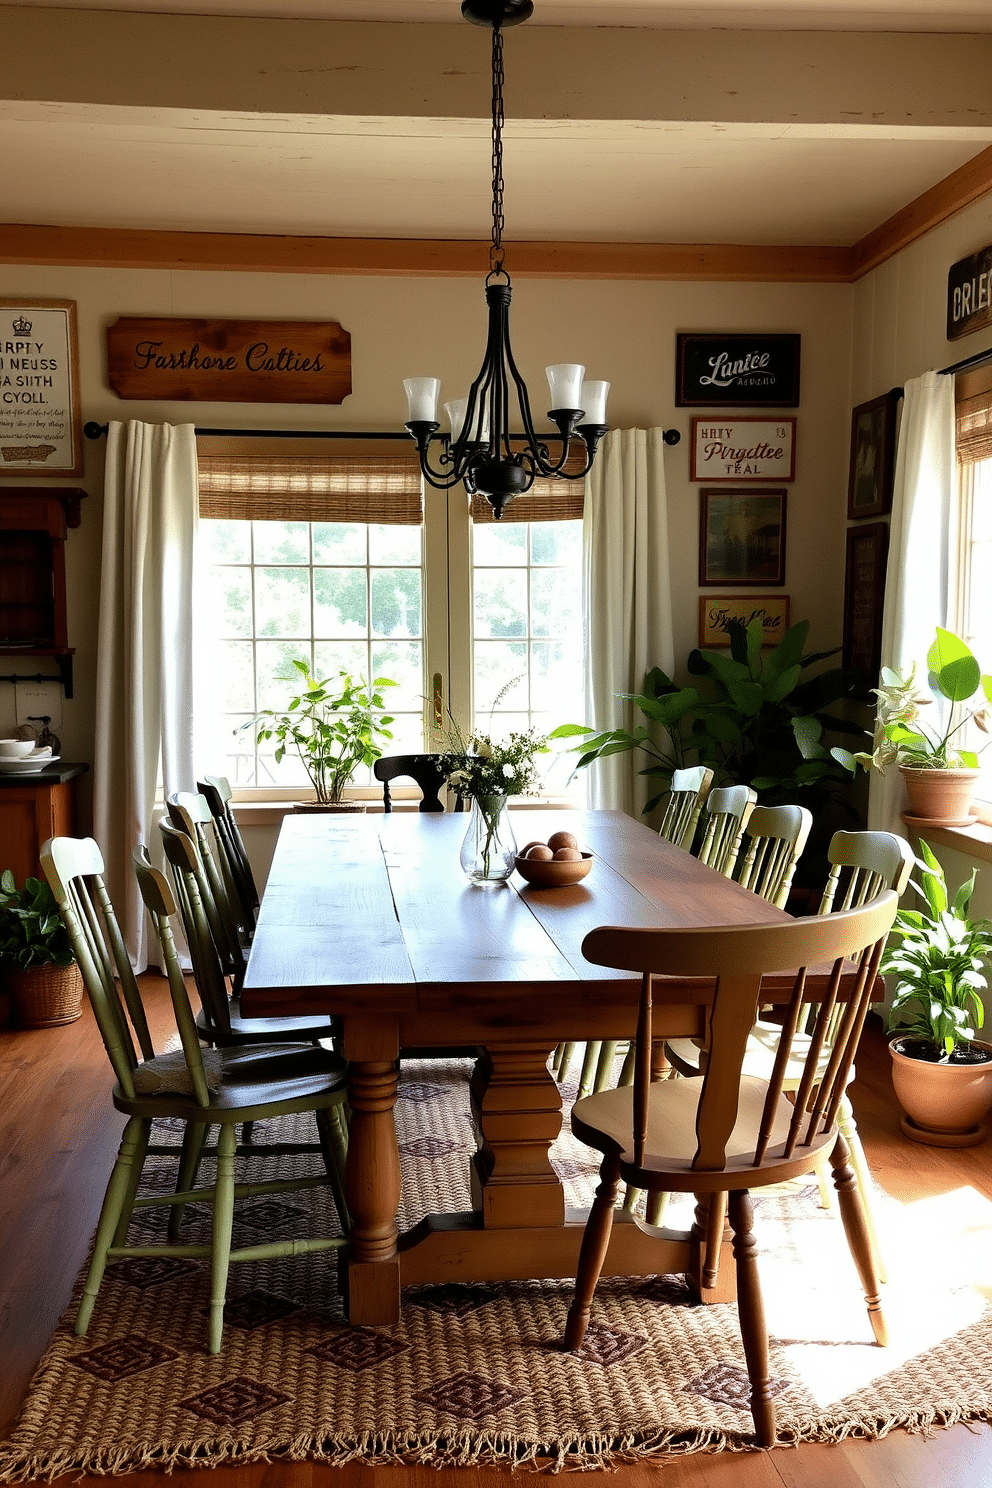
[107,317,351,404]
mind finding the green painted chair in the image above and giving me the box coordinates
[695,784,758,875]
[657,765,714,852]
[733,803,813,908]
[198,775,259,934]
[167,791,248,982]
[40,835,350,1354]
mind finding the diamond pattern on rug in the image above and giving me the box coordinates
[104,1257,200,1290]
[396,1082,444,1104]
[414,1370,527,1423]
[553,1158,599,1181]
[307,1327,410,1371]
[221,1289,304,1331]
[406,1284,498,1317]
[137,1165,183,1192]
[70,1335,179,1382]
[573,1322,649,1367]
[234,1199,308,1232]
[687,1362,791,1411]
[635,1273,700,1306]
[398,1135,460,1159]
[180,1377,291,1427]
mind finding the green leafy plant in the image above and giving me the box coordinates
[553,618,858,814]
[0,870,75,970]
[240,661,396,804]
[883,839,992,1060]
[833,628,992,776]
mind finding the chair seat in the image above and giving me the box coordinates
[571,1074,835,1191]
[196,998,339,1046]
[113,1050,348,1124]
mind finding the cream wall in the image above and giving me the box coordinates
[0,262,856,828]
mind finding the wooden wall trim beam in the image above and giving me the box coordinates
[0,224,853,283]
[850,144,992,280]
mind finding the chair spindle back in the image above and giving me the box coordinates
[657,766,714,851]
[696,784,758,876]
[198,775,259,927]
[735,804,813,908]
[158,820,236,1040]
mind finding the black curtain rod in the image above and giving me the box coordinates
[84,421,682,446]
[939,343,992,378]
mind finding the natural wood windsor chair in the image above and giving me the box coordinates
[40,835,350,1354]
[373,753,465,813]
[563,891,899,1448]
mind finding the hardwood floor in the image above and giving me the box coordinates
[2,981,990,1487]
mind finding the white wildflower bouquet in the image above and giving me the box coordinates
[439,724,549,801]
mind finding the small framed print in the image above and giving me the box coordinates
[0,300,82,476]
[847,391,898,519]
[699,487,787,587]
[699,595,791,649]
[691,417,796,482]
[843,521,889,692]
[676,332,801,407]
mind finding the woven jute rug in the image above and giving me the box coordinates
[2,1058,992,1479]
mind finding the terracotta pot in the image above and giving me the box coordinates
[889,1035,992,1147]
[899,765,980,826]
[5,961,84,1028]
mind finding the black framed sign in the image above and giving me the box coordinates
[676,333,801,407]
[843,521,889,692]
[947,242,992,342]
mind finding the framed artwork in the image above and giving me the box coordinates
[690,417,796,482]
[0,300,82,477]
[699,594,791,648]
[676,332,801,407]
[699,487,787,586]
[846,392,898,519]
[843,521,889,692]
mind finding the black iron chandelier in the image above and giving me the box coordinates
[403,0,609,520]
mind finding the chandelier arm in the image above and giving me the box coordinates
[504,343,574,476]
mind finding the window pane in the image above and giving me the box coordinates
[314,569,368,637]
[256,567,310,637]
[372,640,423,714]
[253,521,309,564]
[312,523,367,564]
[474,641,528,714]
[531,569,580,639]
[200,519,250,563]
[474,569,528,637]
[313,640,369,679]
[371,568,422,639]
[473,523,527,565]
[530,640,582,714]
[210,640,255,713]
[256,641,311,710]
[205,566,253,638]
[530,522,582,566]
[370,524,421,565]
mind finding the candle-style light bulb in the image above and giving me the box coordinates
[545,364,585,412]
[579,380,610,425]
[404,377,441,424]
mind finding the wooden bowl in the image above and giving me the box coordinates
[514,851,593,887]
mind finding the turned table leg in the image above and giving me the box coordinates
[343,1018,402,1323]
[470,1041,565,1228]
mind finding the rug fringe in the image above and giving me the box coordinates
[2,1405,992,1482]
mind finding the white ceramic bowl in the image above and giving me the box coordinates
[0,738,36,759]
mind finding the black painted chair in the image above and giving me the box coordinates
[374,754,465,813]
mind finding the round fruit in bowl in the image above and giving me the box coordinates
[514,832,593,887]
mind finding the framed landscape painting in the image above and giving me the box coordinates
[699,488,787,586]
[847,392,898,519]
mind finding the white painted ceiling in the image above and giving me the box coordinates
[3,0,992,246]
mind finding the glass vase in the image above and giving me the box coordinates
[459,794,517,884]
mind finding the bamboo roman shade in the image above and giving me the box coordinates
[197,453,424,525]
[956,392,992,465]
[469,449,587,524]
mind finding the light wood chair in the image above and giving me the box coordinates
[40,835,350,1354]
[734,803,813,908]
[656,765,714,852]
[563,892,899,1448]
[157,821,337,1049]
[665,830,914,1274]
[374,753,465,813]
[198,775,259,935]
[696,784,758,875]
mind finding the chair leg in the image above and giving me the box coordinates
[112,1118,152,1247]
[563,1153,621,1352]
[592,1039,621,1093]
[813,1149,834,1210]
[838,1095,887,1284]
[208,1122,238,1355]
[555,1042,577,1083]
[577,1042,601,1099]
[645,1189,671,1226]
[703,1190,728,1290]
[169,1121,209,1241]
[76,1117,147,1337]
[828,1132,887,1346]
[617,1044,636,1087]
[315,1104,351,1233]
[728,1190,775,1449]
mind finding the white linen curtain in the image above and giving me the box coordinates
[582,427,675,816]
[93,421,198,967]
[868,371,956,836]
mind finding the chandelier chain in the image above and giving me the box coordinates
[489,21,505,277]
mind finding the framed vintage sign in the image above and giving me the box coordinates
[107,317,352,404]
[947,242,992,342]
[0,300,82,477]
[690,417,796,482]
[699,594,790,648]
[847,391,898,519]
[676,333,800,407]
[699,487,787,586]
[843,521,889,692]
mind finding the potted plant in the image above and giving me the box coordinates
[240,660,396,811]
[883,840,992,1147]
[0,869,83,1028]
[833,628,992,825]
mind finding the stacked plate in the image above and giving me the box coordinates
[0,746,59,775]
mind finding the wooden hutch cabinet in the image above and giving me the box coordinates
[0,486,83,694]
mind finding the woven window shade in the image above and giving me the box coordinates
[957,392,992,465]
[197,454,424,524]
[469,449,587,524]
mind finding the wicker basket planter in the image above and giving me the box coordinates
[5,962,84,1028]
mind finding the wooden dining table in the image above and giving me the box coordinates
[240,808,814,1325]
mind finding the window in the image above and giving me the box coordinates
[193,448,585,798]
[955,382,992,784]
